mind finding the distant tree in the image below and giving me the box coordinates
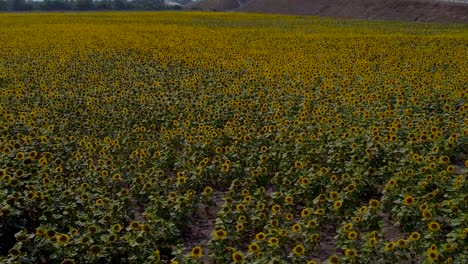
[75,0,93,10]
[95,0,111,9]
[172,0,191,4]
[0,0,8,10]
[132,0,164,10]
[7,0,26,10]
[41,0,71,10]
[112,0,128,9]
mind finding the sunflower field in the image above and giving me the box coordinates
[0,12,467,264]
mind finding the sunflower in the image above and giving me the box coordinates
[404,195,414,206]
[177,176,187,185]
[87,225,98,234]
[232,251,244,263]
[56,234,71,245]
[108,234,117,243]
[426,249,438,262]
[345,183,356,193]
[46,229,57,239]
[344,223,353,231]
[333,200,343,209]
[214,229,227,240]
[396,239,407,248]
[279,229,288,237]
[89,245,101,255]
[221,163,230,172]
[299,177,310,185]
[446,165,455,173]
[307,220,318,229]
[190,246,203,258]
[439,156,450,163]
[428,221,440,232]
[35,228,46,237]
[284,195,293,205]
[129,221,141,230]
[385,242,395,251]
[310,233,320,241]
[292,244,305,256]
[344,249,357,258]
[347,231,358,240]
[268,237,279,246]
[451,206,460,214]
[315,208,325,216]
[328,255,340,264]
[369,199,380,209]
[271,204,281,213]
[112,174,122,181]
[16,152,25,160]
[291,223,301,233]
[301,208,311,218]
[135,236,145,244]
[359,206,367,214]
[79,236,92,244]
[329,191,339,200]
[248,243,260,253]
[111,224,122,233]
[283,212,293,221]
[203,186,213,196]
[70,228,78,236]
[409,232,421,241]
[255,232,266,241]
[61,259,75,264]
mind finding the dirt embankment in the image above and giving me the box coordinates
[187,0,468,23]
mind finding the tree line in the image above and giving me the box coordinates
[0,0,189,11]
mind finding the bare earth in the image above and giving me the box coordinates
[188,0,468,23]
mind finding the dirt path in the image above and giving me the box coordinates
[183,191,224,263]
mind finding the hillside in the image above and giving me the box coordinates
[188,0,468,23]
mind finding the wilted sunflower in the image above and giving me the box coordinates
[9,248,20,257]
[89,245,101,255]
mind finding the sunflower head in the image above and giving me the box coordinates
[292,244,305,256]
[190,246,203,258]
